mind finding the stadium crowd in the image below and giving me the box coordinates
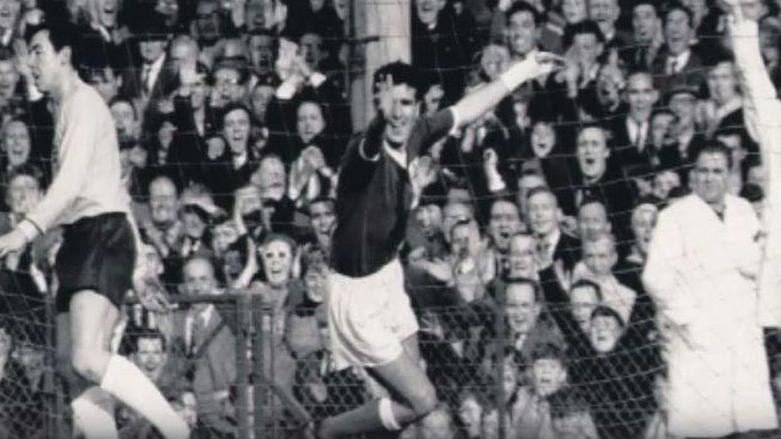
[0,0,778,437]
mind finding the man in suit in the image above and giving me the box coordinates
[610,70,660,174]
[120,16,169,102]
[526,186,581,280]
[172,257,236,436]
[651,2,706,97]
[620,1,663,70]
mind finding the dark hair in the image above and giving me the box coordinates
[562,20,605,49]
[219,102,253,128]
[530,342,567,364]
[505,1,541,26]
[696,141,734,169]
[570,279,603,301]
[128,327,167,354]
[212,59,250,85]
[662,1,694,28]
[590,305,625,327]
[373,61,422,100]
[740,183,764,203]
[5,163,43,189]
[526,185,558,204]
[632,0,659,17]
[25,20,82,68]
[108,95,138,119]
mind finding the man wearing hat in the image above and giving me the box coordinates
[119,15,170,101]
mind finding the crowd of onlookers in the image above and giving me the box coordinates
[0,0,779,437]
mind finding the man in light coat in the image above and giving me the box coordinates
[642,141,777,437]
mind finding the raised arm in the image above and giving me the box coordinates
[451,53,563,130]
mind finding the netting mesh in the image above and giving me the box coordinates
[0,0,780,438]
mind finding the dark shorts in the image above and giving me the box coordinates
[55,212,136,313]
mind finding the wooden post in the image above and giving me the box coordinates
[350,0,411,130]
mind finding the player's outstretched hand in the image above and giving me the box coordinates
[0,230,27,259]
[528,52,566,79]
[133,266,172,313]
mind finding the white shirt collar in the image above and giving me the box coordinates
[233,150,248,169]
[384,140,407,169]
[670,49,691,71]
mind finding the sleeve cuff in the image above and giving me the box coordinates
[359,139,380,162]
[486,169,506,192]
[276,80,298,100]
[16,219,42,243]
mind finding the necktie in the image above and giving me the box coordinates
[667,57,679,75]
[190,314,207,355]
[141,64,152,95]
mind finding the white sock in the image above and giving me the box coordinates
[99,355,189,439]
[71,387,118,439]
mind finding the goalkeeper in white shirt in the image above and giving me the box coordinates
[0,21,189,439]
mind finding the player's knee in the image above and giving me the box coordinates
[70,350,103,383]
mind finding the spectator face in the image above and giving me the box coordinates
[249,34,275,73]
[707,62,738,106]
[631,205,657,254]
[297,101,326,144]
[589,0,618,34]
[91,68,119,102]
[6,173,40,214]
[562,0,587,24]
[3,120,30,167]
[571,284,599,330]
[692,151,729,206]
[625,73,658,118]
[0,0,20,32]
[442,202,472,243]
[416,0,445,26]
[532,358,567,397]
[415,204,442,239]
[480,44,510,81]
[142,244,164,276]
[531,121,556,158]
[423,84,444,116]
[589,314,621,352]
[92,0,119,27]
[195,0,221,43]
[488,200,522,252]
[383,83,420,145]
[183,258,218,296]
[527,191,559,237]
[155,0,179,25]
[578,202,610,240]
[140,39,166,64]
[664,9,693,55]
[260,239,293,287]
[309,200,336,241]
[0,59,18,99]
[132,337,166,379]
[251,84,274,122]
[571,33,602,67]
[681,0,705,27]
[651,112,675,146]
[508,234,536,277]
[596,65,622,108]
[668,92,697,129]
[653,169,681,199]
[11,343,44,380]
[253,156,286,193]
[505,10,537,58]
[212,222,239,254]
[633,4,659,44]
[457,395,482,438]
[517,173,547,214]
[300,33,324,69]
[505,283,541,335]
[223,107,251,156]
[182,210,207,240]
[214,66,246,104]
[169,38,199,70]
[449,222,473,258]
[110,101,138,142]
[582,236,616,276]
[149,178,178,226]
[576,127,609,180]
